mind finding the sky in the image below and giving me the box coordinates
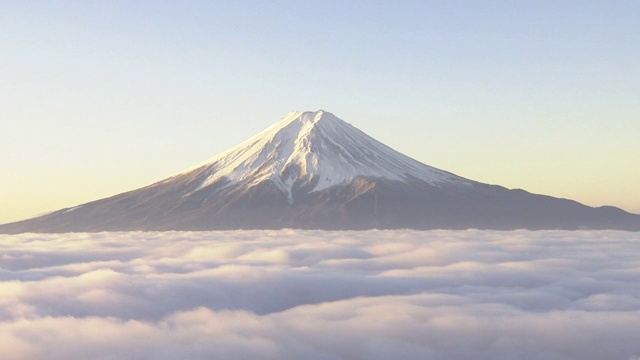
[2,229,640,359]
[1,1,639,224]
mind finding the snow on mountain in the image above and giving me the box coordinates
[180,110,470,201]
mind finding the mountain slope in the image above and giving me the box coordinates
[1,110,639,233]
[174,110,470,201]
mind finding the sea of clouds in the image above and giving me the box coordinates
[1,229,639,360]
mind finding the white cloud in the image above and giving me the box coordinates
[1,230,639,359]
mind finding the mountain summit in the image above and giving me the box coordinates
[2,110,638,233]
[177,110,468,203]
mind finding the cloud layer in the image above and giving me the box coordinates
[1,230,640,360]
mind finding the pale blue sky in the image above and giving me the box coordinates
[1,1,639,223]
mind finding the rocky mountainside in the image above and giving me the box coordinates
[2,110,638,233]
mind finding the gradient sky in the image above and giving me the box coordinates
[1,0,639,224]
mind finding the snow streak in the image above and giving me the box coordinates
[179,110,469,197]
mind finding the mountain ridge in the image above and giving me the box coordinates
[174,110,470,200]
[1,110,638,233]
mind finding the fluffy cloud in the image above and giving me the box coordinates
[1,230,639,359]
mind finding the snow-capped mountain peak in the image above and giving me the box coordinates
[4,109,639,233]
[183,110,467,201]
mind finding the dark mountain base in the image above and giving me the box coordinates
[2,177,638,233]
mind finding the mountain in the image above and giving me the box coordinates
[1,110,639,233]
